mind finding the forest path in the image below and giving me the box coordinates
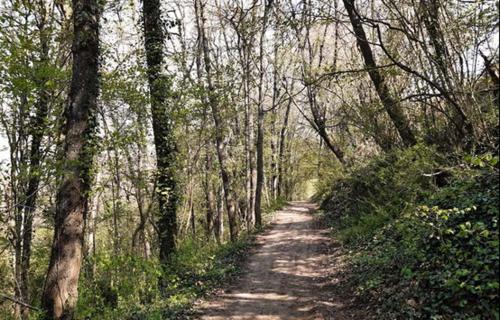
[195,201,354,320]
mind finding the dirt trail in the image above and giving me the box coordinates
[195,201,354,320]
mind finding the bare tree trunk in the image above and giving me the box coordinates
[214,185,224,243]
[244,43,255,230]
[306,85,346,163]
[195,0,238,242]
[195,11,216,241]
[420,0,473,143]
[41,0,100,317]
[270,113,278,200]
[254,0,274,228]
[203,152,215,239]
[233,16,256,230]
[85,186,98,275]
[255,109,265,227]
[277,97,292,199]
[343,0,417,147]
[480,51,499,106]
[299,1,345,164]
[142,0,179,283]
[269,30,281,200]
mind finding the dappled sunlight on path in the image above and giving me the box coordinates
[195,202,353,320]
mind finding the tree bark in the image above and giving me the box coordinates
[214,185,223,243]
[480,51,499,106]
[17,4,51,318]
[203,152,215,238]
[195,0,238,242]
[244,41,255,230]
[41,0,100,318]
[254,0,273,228]
[306,84,346,163]
[424,0,475,144]
[142,0,179,275]
[343,0,417,147]
[269,39,280,200]
[277,97,292,198]
[299,1,345,164]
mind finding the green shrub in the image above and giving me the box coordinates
[319,148,499,319]
[264,196,287,214]
[76,236,251,319]
[319,144,441,244]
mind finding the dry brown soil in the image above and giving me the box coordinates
[195,201,359,320]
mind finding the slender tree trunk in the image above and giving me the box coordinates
[196,0,238,241]
[254,0,273,228]
[421,0,448,80]
[277,98,292,198]
[299,1,345,164]
[85,183,99,276]
[203,152,215,238]
[127,127,151,259]
[244,42,255,230]
[41,0,100,317]
[343,0,417,147]
[480,51,499,106]
[306,85,346,163]
[17,6,51,318]
[420,0,473,142]
[104,142,121,256]
[12,17,30,320]
[214,185,224,243]
[269,25,280,200]
[142,0,179,279]
[269,113,278,200]
[195,14,216,240]
[255,111,264,227]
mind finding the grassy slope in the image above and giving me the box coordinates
[316,145,499,320]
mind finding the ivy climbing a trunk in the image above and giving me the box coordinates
[41,0,100,318]
[141,0,179,290]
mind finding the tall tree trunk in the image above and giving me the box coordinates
[306,85,346,163]
[480,51,499,106]
[244,42,255,230]
[203,152,215,238]
[17,4,51,317]
[255,110,264,228]
[195,14,216,240]
[269,112,278,200]
[142,0,179,280]
[269,25,281,201]
[277,97,292,198]
[41,0,100,317]
[420,0,473,143]
[214,185,223,243]
[299,1,345,164]
[254,0,273,228]
[196,0,239,242]
[343,0,417,147]
[85,176,99,277]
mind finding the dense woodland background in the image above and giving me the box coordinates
[0,0,498,319]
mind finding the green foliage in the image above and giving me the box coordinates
[319,147,499,319]
[264,196,287,214]
[318,144,441,244]
[75,236,251,319]
[77,254,161,319]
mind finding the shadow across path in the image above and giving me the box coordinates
[195,202,354,320]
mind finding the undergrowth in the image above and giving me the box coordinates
[74,196,288,320]
[317,145,499,319]
[76,236,250,320]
